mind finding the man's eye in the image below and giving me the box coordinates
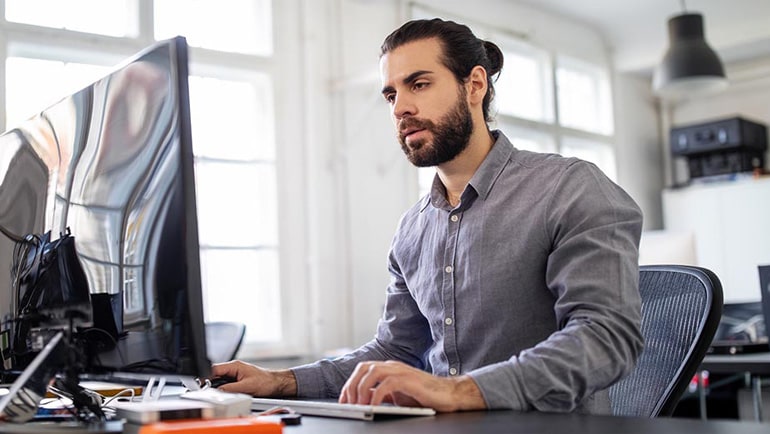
[384,94,395,103]
[414,82,429,90]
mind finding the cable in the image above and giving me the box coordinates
[81,326,126,366]
[100,387,137,407]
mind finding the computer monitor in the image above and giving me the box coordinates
[0,36,210,382]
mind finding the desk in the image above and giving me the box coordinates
[2,410,766,433]
[277,410,767,433]
[700,352,770,422]
[701,352,770,376]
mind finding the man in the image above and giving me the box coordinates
[211,18,644,414]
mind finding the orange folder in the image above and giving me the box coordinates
[137,416,282,434]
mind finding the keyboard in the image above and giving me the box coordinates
[251,397,436,421]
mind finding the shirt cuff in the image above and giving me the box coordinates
[290,363,325,398]
[468,361,528,410]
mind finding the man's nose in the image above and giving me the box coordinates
[393,94,416,120]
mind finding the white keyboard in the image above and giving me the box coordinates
[251,397,436,421]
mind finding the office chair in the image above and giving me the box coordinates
[609,264,723,417]
[205,321,247,364]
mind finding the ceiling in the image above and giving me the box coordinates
[513,0,770,74]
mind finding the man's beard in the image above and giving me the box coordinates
[397,89,474,167]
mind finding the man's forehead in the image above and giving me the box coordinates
[379,38,445,83]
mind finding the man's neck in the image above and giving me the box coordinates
[437,128,494,207]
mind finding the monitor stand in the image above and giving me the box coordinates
[0,331,118,432]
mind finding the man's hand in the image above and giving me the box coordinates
[209,360,297,397]
[338,360,486,412]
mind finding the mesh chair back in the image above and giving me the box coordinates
[205,321,247,364]
[610,265,723,417]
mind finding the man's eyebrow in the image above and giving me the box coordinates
[381,70,434,95]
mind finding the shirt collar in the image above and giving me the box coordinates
[467,130,514,201]
[420,130,514,212]
[420,175,443,212]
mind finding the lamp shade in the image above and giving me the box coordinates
[652,13,728,99]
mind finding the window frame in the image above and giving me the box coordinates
[492,32,618,181]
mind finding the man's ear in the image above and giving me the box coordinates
[466,65,488,106]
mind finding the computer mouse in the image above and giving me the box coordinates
[208,376,238,388]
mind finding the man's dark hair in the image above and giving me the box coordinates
[381,18,504,123]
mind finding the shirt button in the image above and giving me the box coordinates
[445,266,453,273]
[449,368,458,376]
[445,317,453,325]
[450,215,459,222]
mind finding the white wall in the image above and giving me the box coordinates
[299,0,663,352]
[299,0,410,353]
[614,73,664,229]
[663,178,770,303]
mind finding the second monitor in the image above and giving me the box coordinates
[0,36,210,383]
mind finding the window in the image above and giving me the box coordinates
[495,38,554,124]
[417,166,435,199]
[2,0,294,356]
[183,72,282,346]
[560,136,617,181]
[494,34,617,183]
[5,58,111,126]
[154,0,272,56]
[556,55,614,136]
[494,121,558,154]
[5,0,135,37]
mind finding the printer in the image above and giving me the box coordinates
[670,116,768,180]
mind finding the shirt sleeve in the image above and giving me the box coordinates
[292,225,433,398]
[468,160,644,412]
[290,342,389,398]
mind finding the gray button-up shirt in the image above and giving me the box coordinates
[292,131,644,414]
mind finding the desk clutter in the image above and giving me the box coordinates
[0,378,284,433]
[112,389,253,422]
[708,302,769,355]
[706,266,770,355]
[100,385,284,432]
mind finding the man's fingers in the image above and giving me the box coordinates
[218,380,254,395]
[340,362,370,403]
[211,360,248,378]
[368,376,413,406]
[389,391,421,407]
[341,361,393,404]
[341,361,408,405]
[340,361,480,411]
[209,362,238,382]
[354,364,380,404]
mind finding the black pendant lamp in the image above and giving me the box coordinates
[652,12,728,99]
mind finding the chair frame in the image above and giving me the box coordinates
[613,264,723,417]
[205,321,247,363]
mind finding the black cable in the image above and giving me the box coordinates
[120,358,178,373]
[80,327,127,367]
[0,224,24,244]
